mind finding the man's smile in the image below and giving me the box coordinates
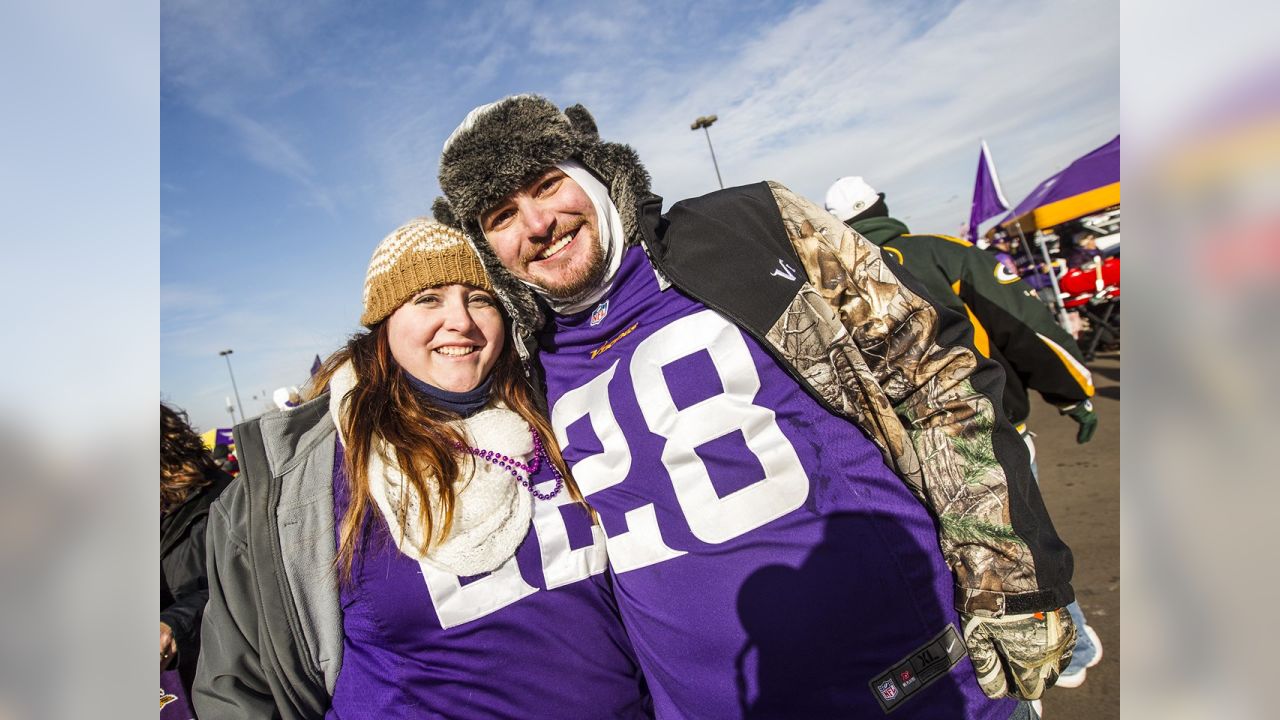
[534,224,581,261]
[480,169,607,299]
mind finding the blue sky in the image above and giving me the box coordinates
[161,0,1118,433]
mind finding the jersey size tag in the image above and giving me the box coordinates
[868,624,968,713]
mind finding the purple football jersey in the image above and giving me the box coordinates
[328,443,651,719]
[540,246,1015,719]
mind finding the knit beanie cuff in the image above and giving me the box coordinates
[361,218,491,327]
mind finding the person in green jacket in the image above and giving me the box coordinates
[824,176,1097,443]
[825,175,1104,690]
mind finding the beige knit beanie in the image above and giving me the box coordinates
[361,217,492,327]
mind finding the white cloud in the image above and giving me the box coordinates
[161,0,1119,430]
[161,279,358,430]
[542,0,1119,232]
[162,0,345,212]
[160,214,186,243]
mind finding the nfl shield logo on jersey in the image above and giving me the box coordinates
[877,679,899,701]
[590,300,609,326]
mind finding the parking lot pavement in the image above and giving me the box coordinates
[1030,350,1120,719]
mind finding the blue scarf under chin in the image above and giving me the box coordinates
[404,372,493,418]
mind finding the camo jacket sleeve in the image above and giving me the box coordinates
[764,181,1073,617]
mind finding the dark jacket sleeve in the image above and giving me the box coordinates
[193,498,282,719]
[955,243,1095,407]
[160,515,211,648]
[872,252,1074,615]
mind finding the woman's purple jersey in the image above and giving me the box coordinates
[328,443,651,719]
[539,246,1016,719]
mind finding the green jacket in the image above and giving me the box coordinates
[850,216,1094,425]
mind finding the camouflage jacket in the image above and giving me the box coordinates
[514,181,1074,618]
[849,215,1095,426]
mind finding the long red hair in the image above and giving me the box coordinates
[308,320,584,584]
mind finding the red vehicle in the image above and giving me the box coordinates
[1057,256,1120,359]
[1058,256,1120,308]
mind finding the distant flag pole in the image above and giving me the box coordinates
[965,140,1010,244]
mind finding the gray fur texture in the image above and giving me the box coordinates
[435,95,653,338]
[432,193,545,345]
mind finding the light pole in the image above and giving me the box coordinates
[690,114,724,189]
[219,349,245,421]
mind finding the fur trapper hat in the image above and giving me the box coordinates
[434,95,654,336]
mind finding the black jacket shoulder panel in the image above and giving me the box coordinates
[645,182,805,336]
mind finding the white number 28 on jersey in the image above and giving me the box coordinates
[551,309,809,574]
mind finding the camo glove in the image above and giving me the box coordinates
[1059,400,1098,444]
[961,607,1076,700]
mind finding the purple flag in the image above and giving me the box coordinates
[310,354,323,377]
[966,140,1010,244]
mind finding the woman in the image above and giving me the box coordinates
[161,403,232,704]
[194,218,650,719]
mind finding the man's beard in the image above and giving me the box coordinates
[534,232,607,301]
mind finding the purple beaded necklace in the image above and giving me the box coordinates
[451,425,564,501]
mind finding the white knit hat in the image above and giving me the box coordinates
[824,176,882,222]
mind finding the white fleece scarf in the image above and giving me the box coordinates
[328,361,533,576]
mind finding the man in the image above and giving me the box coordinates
[435,95,1073,719]
[824,176,1098,446]
[826,175,1104,688]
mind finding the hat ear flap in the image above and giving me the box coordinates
[580,141,652,241]
[564,104,599,139]
[432,196,461,229]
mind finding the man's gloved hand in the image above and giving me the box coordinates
[1059,400,1098,444]
[960,607,1076,700]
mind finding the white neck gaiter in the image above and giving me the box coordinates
[501,160,627,316]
